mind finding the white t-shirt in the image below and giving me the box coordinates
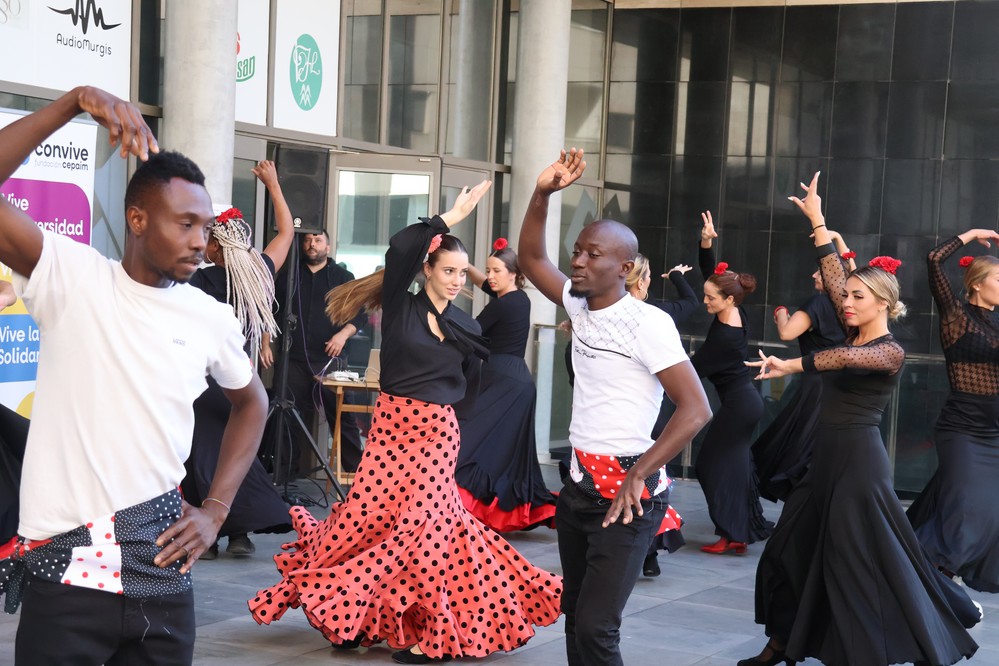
[563,280,689,457]
[13,232,253,540]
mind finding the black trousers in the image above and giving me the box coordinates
[285,359,364,473]
[15,575,195,665]
[557,480,666,666]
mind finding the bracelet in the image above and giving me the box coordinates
[202,497,231,514]
[811,224,826,230]
[773,306,788,318]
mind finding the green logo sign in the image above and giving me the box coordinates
[290,34,322,110]
[237,56,256,82]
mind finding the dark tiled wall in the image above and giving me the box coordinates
[608,1,999,364]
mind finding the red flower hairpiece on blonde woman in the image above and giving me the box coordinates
[714,262,729,275]
[869,256,902,275]
[216,207,244,224]
[841,251,856,260]
[427,234,443,255]
[492,237,509,251]
[959,256,974,268]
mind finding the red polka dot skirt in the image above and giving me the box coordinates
[249,393,563,658]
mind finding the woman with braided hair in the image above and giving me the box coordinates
[250,182,561,665]
[182,160,295,558]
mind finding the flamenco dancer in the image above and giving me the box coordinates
[693,212,772,554]
[184,160,295,558]
[751,231,852,503]
[629,255,698,576]
[454,237,558,532]
[741,172,980,666]
[249,182,562,665]
[907,228,999,592]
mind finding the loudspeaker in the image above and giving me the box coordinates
[273,144,329,234]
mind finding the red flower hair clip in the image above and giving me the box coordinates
[427,234,443,255]
[216,207,244,224]
[869,255,902,275]
[959,256,974,268]
[492,237,509,251]
[714,262,729,275]
[841,251,856,260]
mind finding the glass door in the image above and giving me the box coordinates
[440,165,493,314]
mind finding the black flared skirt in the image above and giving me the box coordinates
[752,373,823,503]
[454,354,556,531]
[755,425,979,666]
[183,378,291,537]
[695,380,772,544]
[908,392,999,592]
[0,403,28,543]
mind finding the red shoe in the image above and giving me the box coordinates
[700,537,747,555]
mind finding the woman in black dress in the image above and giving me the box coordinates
[183,160,295,558]
[250,182,561,665]
[752,234,850,503]
[907,228,999,592]
[741,172,980,666]
[455,239,557,532]
[693,211,772,555]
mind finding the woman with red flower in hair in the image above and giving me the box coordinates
[452,238,558,532]
[907,228,999,594]
[691,211,772,556]
[740,172,980,666]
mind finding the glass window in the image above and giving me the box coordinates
[566,6,608,175]
[387,1,442,152]
[343,0,384,143]
[138,0,164,107]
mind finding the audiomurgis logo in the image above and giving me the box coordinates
[49,0,120,58]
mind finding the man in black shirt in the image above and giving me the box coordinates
[264,231,367,475]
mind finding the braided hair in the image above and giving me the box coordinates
[211,208,279,353]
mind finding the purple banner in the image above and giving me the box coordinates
[1,177,91,245]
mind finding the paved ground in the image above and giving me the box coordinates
[2,471,997,665]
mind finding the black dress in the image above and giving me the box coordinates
[692,245,772,545]
[454,285,557,531]
[182,258,291,537]
[752,292,845,502]
[907,236,999,592]
[0,403,28,543]
[753,244,980,666]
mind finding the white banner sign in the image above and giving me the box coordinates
[273,0,339,137]
[0,111,98,416]
[0,0,132,98]
[236,0,270,126]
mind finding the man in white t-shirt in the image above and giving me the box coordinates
[519,149,712,666]
[0,87,268,665]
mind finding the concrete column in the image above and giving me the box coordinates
[452,0,494,160]
[509,0,572,459]
[162,0,237,208]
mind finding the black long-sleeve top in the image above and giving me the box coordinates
[928,236,999,396]
[691,243,754,387]
[476,282,530,358]
[274,259,367,368]
[379,216,487,405]
[650,271,699,325]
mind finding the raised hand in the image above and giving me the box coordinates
[252,160,279,188]
[788,171,823,224]
[958,228,999,249]
[665,264,692,277]
[536,148,587,196]
[76,86,158,160]
[700,211,718,243]
[440,179,492,227]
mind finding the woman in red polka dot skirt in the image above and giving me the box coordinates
[249,181,562,665]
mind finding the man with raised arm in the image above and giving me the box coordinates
[518,148,712,666]
[0,86,268,665]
